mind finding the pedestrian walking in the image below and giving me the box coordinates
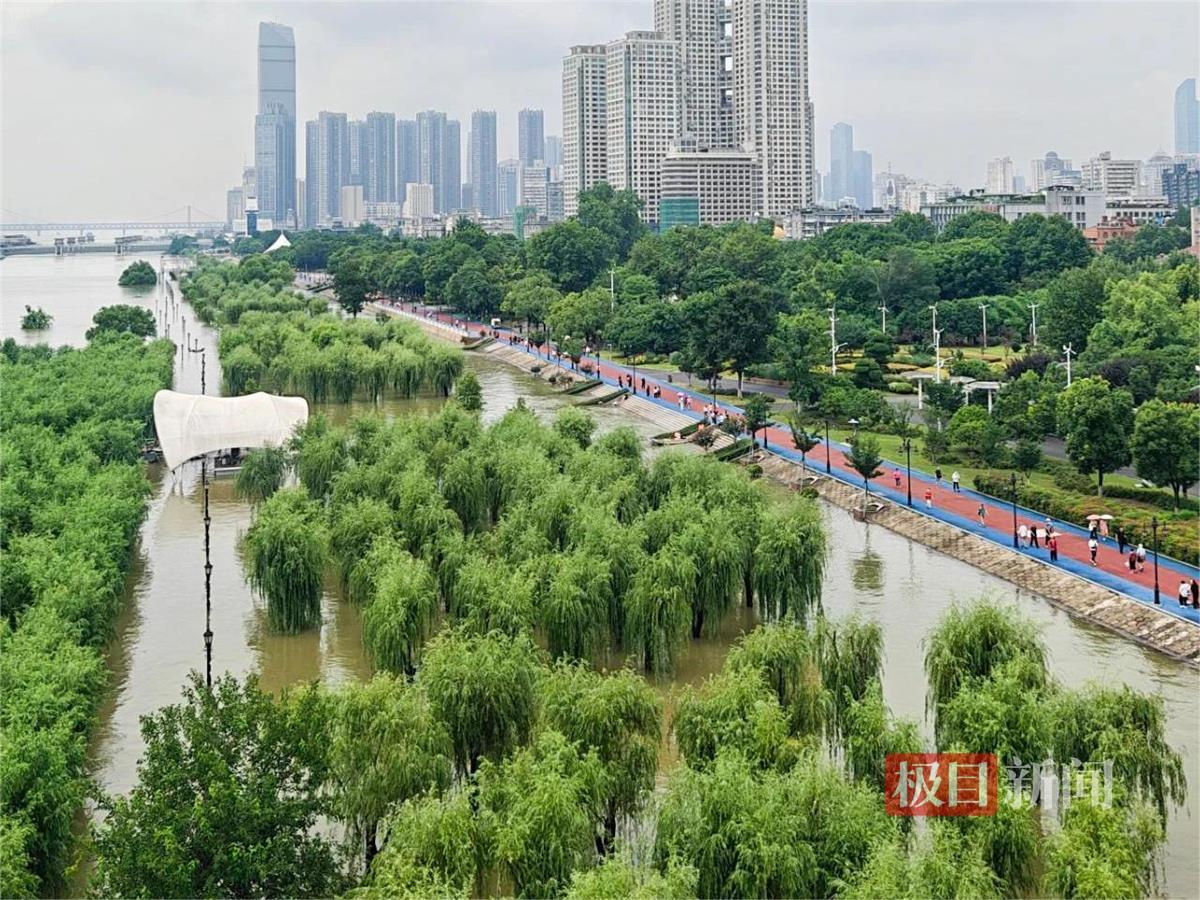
[952,471,961,493]
[1030,527,1041,549]
[1128,550,1138,572]
[977,503,987,526]
[925,487,933,509]
[1136,543,1146,572]
[1179,580,1191,608]
[1018,523,1029,547]
[1088,537,1098,566]
[935,467,943,485]
[893,469,902,489]
[1191,579,1199,610]
[1048,533,1059,562]
[1088,522,1098,542]
[1116,526,1127,555]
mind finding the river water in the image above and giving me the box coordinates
[3,254,1197,898]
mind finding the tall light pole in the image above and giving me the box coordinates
[1063,343,1075,386]
[185,339,212,687]
[1151,517,1161,605]
[1028,302,1039,348]
[608,267,616,314]
[929,304,942,383]
[188,339,207,395]
[1009,473,1019,548]
[828,306,839,375]
[979,303,989,352]
[878,305,888,334]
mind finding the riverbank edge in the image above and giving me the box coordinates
[370,302,1200,667]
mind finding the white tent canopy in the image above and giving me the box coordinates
[153,390,309,471]
[264,233,292,254]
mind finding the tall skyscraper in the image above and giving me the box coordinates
[606,32,679,224]
[397,119,419,206]
[445,119,462,212]
[316,111,349,223]
[851,150,873,208]
[562,45,608,218]
[468,110,498,216]
[518,108,545,167]
[986,156,1014,193]
[304,120,318,227]
[1176,78,1199,156]
[829,123,853,202]
[364,112,397,203]
[653,0,730,150]
[1082,151,1140,197]
[497,159,521,216]
[543,135,563,172]
[348,119,366,187]
[254,22,296,226]
[733,0,813,215]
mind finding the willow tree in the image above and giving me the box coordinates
[294,428,348,500]
[541,663,662,855]
[419,629,540,776]
[540,551,612,661]
[234,446,290,505]
[840,823,1001,899]
[840,680,922,792]
[364,790,480,897]
[361,553,439,675]
[923,601,1047,736]
[1044,796,1163,899]
[242,488,326,633]
[677,515,743,639]
[725,622,829,739]
[329,675,452,873]
[673,667,799,771]
[625,548,695,675]
[817,616,883,739]
[329,497,394,583]
[753,499,826,623]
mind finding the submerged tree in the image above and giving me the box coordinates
[234,445,290,504]
[242,488,327,633]
[361,552,440,675]
[753,499,826,623]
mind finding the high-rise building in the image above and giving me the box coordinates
[518,108,545,167]
[1139,150,1174,198]
[304,121,318,227]
[606,31,680,224]
[469,110,498,216]
[348,119,367,187]
[1164,160,1200,208]
[660,148,761,227]
[1082,151,1140,197]
[254,23,296,226]
[562,45,608,218]
[829,123,853,203]
[404,183,435,219]
[653,0,730,151]
[1031,151,1081,190]
[986,156,1014,194]
[226,187,245,229]
[397,119,419,207]
[242,165,257,204]
[520,165,551,218]
[497,159,521,216]
[547,181,566,222]
[340,185,365,226]
[543,135,564,174]
[1175,78,1199,156]
[733,0,813,216]
[363,112,397,203]
[850,150,872,208]
[316,111,350,223]
[445,119,462,212]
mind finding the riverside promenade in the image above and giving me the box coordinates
[376,300,1200,662]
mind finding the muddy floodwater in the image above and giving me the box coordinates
[5,254,1197,898]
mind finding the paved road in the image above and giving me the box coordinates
[393,301,1200,625]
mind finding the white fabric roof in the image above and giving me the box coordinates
[153,390,309,470]
[264,233,292,254]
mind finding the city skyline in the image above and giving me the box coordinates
[1,1,1197,220]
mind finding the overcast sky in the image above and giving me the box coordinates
[2,0,1197,222]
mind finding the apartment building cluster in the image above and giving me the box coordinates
[562,0,814,229]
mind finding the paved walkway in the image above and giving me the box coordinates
[389,301,1200,627]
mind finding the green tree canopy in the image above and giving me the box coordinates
[1056,376,1135,495]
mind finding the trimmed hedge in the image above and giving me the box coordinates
[974,473,1199,565]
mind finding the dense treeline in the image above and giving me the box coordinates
[117,260,157,287]
[0,333,174,896]
[90,594,1184,898]
[182,254,464,402]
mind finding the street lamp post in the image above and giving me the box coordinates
[849,417,860,442]
[824,417,832,474]
[185,339,212,687]
[1009,472,1018,548]
[1151,516,1161,605]
[979,303,989,352]
[1063,343,1075,387]
[903,436,913,507]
